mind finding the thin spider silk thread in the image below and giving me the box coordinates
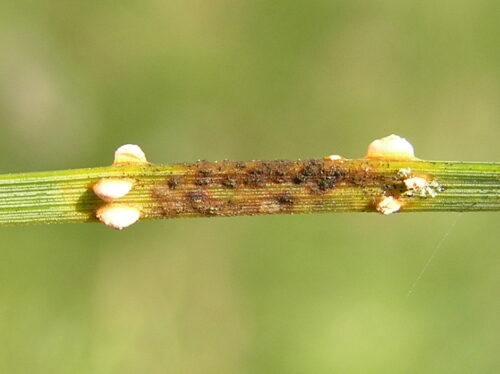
[405,213,463,301]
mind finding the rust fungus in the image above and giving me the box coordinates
[221,177,237,189]
[276,195,294,208]
[166,176,183,189]
[149,159,396,219]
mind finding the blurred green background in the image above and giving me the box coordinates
[0,1,499,373]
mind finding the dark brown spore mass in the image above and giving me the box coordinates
[151,159,391,218]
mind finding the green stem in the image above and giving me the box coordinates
[0,159,499,226]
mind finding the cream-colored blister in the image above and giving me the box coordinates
[113,144,148,165]
[93,178,134,202]
[96,204,141,230]
[365,134,415,160]
[376,196,402,215]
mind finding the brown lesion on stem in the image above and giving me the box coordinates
[149,159,407,218]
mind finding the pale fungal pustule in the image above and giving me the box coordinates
[96,204,141,230]
[376,196,402,215]
[397,168,412,178]
[365,134,416,160]
[404,177,428,196]
[113,144,148,165]
[403,177,442,198]
[93,144,148,229]
[92,178,135,202]
[324,154,344,161]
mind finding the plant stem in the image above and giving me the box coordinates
[0,159,499,226]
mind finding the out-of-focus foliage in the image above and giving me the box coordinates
[0,1,498,373]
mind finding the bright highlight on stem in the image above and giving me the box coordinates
[0,135,498,229]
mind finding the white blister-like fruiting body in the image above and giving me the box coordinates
[403,177,441,198]
[404,177,428,195]
[93,178,134,202]
[96,205,141,230]
[397,168,412,178]
[376,196,402,215]
[113,144,148,165]
[365,134,415,160]
[324,154,344,161]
